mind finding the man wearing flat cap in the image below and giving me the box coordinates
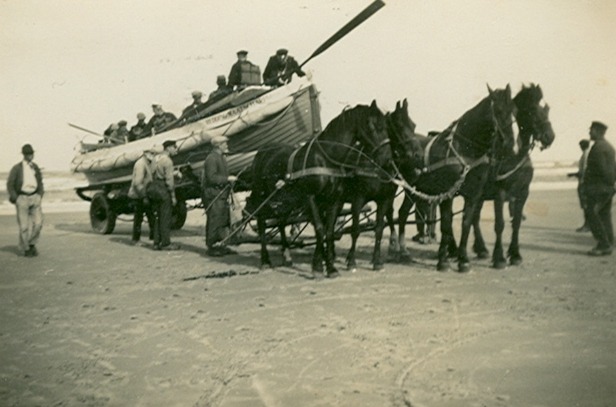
[128,148,156,245]
[202,136,237,256]
[228,50,260,90]
[6,144,44,257]
[263,48,305,87]
[129,113,148,142]
[115,120,130,143]
[146,104,177,135]
[208,75,232,102]
[584,121,616,256]
[180,91,205,125]
[147,140,180,250]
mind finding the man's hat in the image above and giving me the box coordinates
[210,135,228,146]
[591,121,608,132]
[162,140,177,149]
[276,48,288,56]
[191,90,203,98]
[118,120,127,126]
[579,139,590,148]
[216,75,226,84]
[236,50,248,56]
[152,104,162,109]
[22,144,34,155]
[137,112,146,120]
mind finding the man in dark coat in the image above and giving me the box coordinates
[202,136,237,256]
[129,113,148,141]
[568,139,591,231]
[147,140,180,251]
[208,75,232,102]
[584,121,616,256]
[6,144,44,257]
[263,48,305,87]
[228,50,260,90]
[179,91,205,125]
[146,104,177,135]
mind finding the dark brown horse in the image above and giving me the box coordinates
[471,84,555,268]
[344,99,423,271]
[394,85,517,272]
[246,101,390,277]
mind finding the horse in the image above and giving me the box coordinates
[343,99,423,272]
[394,85,517,272]
[246,101,390,278]
[471,83,555,268]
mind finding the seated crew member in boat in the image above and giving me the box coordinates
[102,123,119,144]
[116,120,130,143]
[208,75,232,102]
[129,113,148,142]
[228,50,261,90]
[146,104,177,135]
[178,91,205,125]
[263,48,305,87]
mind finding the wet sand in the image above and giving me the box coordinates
[1,189,615,407]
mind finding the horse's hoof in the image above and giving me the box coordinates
[373,263,384,271]
[493,261,507,270]
[476,250,490,260]
[509,256,523,266]
[326,269,340,279]
[346,261,356,271]
[399,252,412,263]
[437,262,450,272]
[260,263,272,270]
[457,262,471,273]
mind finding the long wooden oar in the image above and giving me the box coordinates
[68,122,104,138]
[299,0,385,69]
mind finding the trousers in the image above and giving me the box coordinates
[204,187,230,248]
[147,181,172,247]
[132,197,154,241]
[586,189,614,250]
[16,194,43,252]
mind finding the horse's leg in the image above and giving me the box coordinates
[323,199,340,278]
[386,197,399,261]
[492,189,508,269]
[429,203,438,241]
[398,194,414,262]
[472,199,490,259]
[307,196,325,275]
[372,197,390,271]
[257,214,272,269]
[508,190,529,265]
[437,199,454,271]
[279,223,293,267]
[457,195,480,273]
[346,196,363,272]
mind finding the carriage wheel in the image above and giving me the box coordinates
[90,192,116,234]
[171,200,187,230]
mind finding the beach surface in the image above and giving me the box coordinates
[1,188,615,407]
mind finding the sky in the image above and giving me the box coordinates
[1,0,615,171]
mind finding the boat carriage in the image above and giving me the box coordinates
[71,77,322,234]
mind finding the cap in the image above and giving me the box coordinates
[162,140,177,149]
[210,135,228,146]
[118,120,127,126]
[236,50,248,56]
[276,48,288,56]
[152,104,162,109]
[591,121,608,132]
[143,147,158,154]
[191,90,203,98]
[137,112,146,120]
[579,139,590,148]
[22,144,34,154]
[216,75,226,84]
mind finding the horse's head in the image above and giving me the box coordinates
[387,99,423,170]
[513,84,555,151]
[354,100,391,164]
[487,84,517,158]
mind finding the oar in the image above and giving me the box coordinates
[299,0,385,69]
[68,122,104,138]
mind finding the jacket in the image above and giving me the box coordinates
[7,161,44,204]
[128,155,154,199]
[584,138,616,193]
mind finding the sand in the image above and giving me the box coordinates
[0,189,615,407]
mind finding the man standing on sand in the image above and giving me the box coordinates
[147,140,180,251]
[202,136,237,256]
[584,121,616,256]
[6,144,44,257]
[128,148,156,246]
[568,139,591,232]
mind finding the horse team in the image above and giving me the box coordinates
[245,84,555,278]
